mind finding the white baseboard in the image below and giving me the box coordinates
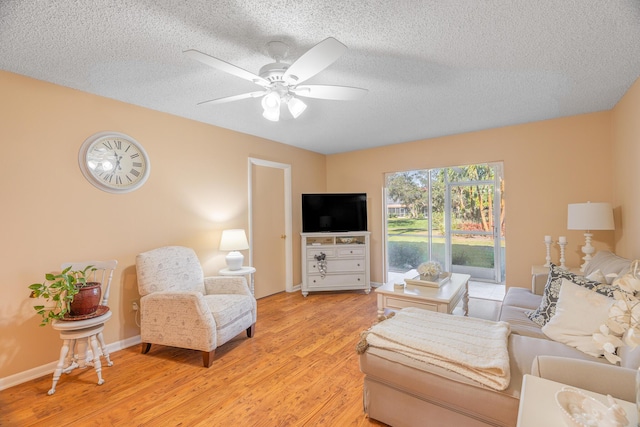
[0,335,141,391]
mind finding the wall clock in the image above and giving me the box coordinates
[78,131,151,194]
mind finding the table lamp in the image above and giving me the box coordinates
[567,202,614,271]
[219,229,249,270]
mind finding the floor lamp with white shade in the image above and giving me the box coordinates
[567,202,615,272]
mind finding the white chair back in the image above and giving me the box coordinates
[60,260,118,306]
[136,246,205,296]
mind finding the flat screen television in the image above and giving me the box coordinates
[302,193,368,233]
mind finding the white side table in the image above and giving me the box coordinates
[516,374,637,426]
[219,266,256,295]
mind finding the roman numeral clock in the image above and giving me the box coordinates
[79,132,150,194]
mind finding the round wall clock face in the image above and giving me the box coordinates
[78,131,151,194]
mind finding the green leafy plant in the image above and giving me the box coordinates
[28,265,96,326]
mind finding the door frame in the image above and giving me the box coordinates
[248,158,293,292]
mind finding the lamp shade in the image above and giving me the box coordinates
[287,96,307,118]
[567,202,615,231]
[219,229,249,251]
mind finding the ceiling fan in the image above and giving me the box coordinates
[184,37,368,122]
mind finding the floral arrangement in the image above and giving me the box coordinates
[593,260,640,364]
[417,261,441,277]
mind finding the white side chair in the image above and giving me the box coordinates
[48,260,118,395]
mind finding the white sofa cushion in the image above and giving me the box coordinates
[532,356,636,402]
[541,279,614,357]
[585,269,607,284]
[499,305,547,339]
[526,263,617,327]
[618,345,640,369]
[584,251,632,278]
[501,287,542,310]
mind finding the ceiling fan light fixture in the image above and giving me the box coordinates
[262,91,281,110]
[287,96,307,118]
[262,109,279,121]
[261,91,281,121]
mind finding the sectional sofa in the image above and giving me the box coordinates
[359,251,638,427]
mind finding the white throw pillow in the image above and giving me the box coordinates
[586,269,606,284]
[541,278,614,357]
[605,273,618,285]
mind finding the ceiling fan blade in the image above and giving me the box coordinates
[184,49,270,87]
[291,85,368,101]
[197,90,267,106]
[283,37,347,85]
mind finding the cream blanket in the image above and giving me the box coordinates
[358,308,511,390]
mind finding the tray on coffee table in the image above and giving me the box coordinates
[404,272,451,288]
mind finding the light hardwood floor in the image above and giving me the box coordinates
[1,291,388,426]
[1,289,501,426]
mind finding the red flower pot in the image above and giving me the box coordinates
[70,282,101,316]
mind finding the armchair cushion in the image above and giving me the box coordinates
[204,276,253,296]
[204,294,255,329]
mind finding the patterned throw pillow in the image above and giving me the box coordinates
[526,263,618,327]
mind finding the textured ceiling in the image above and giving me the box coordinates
[1,1,639,154]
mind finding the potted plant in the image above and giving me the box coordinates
[28,265,100,326]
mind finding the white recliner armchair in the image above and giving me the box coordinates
[136,246,257,367]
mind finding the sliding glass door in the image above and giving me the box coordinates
[385,163,505,283]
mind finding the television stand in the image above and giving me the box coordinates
[300,232,371,296]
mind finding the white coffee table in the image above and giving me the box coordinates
[375,272,470,319]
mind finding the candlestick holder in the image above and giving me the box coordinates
[544,237,553,267]
[558,240,567,269]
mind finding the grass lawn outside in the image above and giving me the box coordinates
[387,217,500,271]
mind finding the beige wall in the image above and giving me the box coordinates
[2,69,639,382]
[326,112,619,288]
[611,78,640,258]
[0,71,325,379]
